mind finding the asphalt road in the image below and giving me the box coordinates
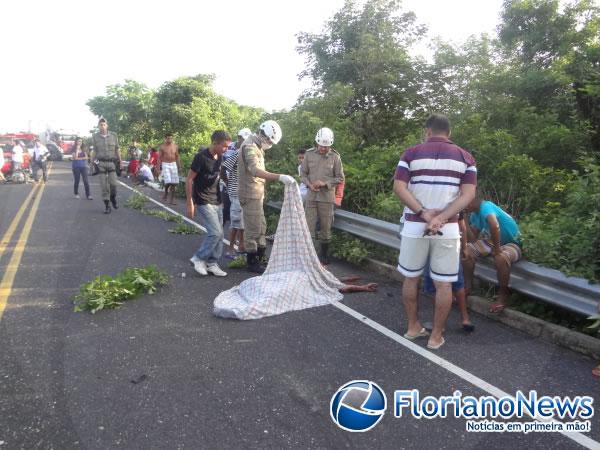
[0,162,598,450]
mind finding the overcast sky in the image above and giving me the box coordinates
[0,0,503,135]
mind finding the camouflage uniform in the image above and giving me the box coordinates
[237,135,267,254]
[92,131,120,201]
[301,147,344,262]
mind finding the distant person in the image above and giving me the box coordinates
[186,131,231,277]
[127,140,142,178]
[147,147,159,178]
[91,118,121,214]
[237,120,295,273]
[11,140,24,171]
[300,127,345,265]
[135,159,154,185]
[71,137,92,199]
[464,196,522,313]
[159,133,180,205]
[222,128,252,227]
[394,113,476,350]
[30,138,49,183]
[221,137,246,258]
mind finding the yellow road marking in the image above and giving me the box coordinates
[0,179,47,322]
[0,184,39,262]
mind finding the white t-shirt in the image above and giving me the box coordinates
[138,164,154,181]
[12,144,24,163]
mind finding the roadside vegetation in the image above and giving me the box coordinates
[74,266,169,313]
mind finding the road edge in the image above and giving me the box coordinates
[364,258,600,360]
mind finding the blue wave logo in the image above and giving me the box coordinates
[330,380,387,432]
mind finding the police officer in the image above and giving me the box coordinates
[237,120,295,273]
[91,118,121,214]
[301,127,345,265]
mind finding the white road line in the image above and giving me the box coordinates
[119,182,600,449]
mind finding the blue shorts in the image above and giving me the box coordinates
[423,260,464,294]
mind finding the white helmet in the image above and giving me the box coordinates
[237,128,252,140]
[315,127,334,147]
[259,120,282,145]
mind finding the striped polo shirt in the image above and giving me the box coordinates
[395,136,477,238]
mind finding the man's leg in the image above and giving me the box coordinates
[431,281,453,346]
[316,201,334,264]
[402,276,423,336]
[397,236,429,336]
[108,168,119,209]
[41,161,48,182]
[32,161,39,182]
[240,197,263,273]
[99,165,111,213]
[428,238,461,348]
[194,204,221,262]
[305,200,318,251]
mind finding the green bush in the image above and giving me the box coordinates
[520,158,600,283]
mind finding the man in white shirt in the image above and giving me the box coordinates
[135,160,154,184]
[11,140,24,171]
[30,138,49,182]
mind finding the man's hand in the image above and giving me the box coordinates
[279,174,296,185]
[186,201,195,219]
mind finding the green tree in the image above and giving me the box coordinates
[87,80,155,143]
[297,0,427,144]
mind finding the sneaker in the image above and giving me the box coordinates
[74,194,80,199]
[193,260,208,276]
[207,264,227,277]
[87,196,93,200]
[189,255,200,266]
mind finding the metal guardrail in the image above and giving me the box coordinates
[267,201,600,316]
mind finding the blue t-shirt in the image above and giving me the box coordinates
[469,201,520,245]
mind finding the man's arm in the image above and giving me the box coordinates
[176,146,181,171]
[244,145,281,182]
[428,184,476,232]
[185,169,197,219]
[486,214,502,255]
[325,156,344,189]
[393,180,438,223]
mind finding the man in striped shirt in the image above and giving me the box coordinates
[394,114,477,350]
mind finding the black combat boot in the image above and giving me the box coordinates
[257,246,269,267]
[320,242,330,266]
[103,200,111,214]
[246,252,265,274]
[110,194,118,210]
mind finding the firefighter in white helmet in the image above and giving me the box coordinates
[300,127,345,265]
[237,120,295,273]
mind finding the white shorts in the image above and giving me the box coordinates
[397,236,460,282]
[230,197,244,230]
[162,162,179,185]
